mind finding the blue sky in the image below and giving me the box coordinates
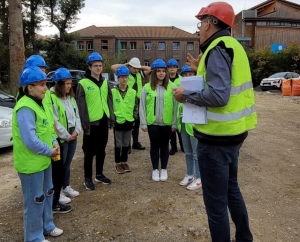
[38,0,299,36]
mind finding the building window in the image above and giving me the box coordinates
[77,41,84,50]
[245,22,253,25]
[86,41,93,50]
[144,59,150,66]
[101,46,108,50]
[121,42,127,50]
[158,42,165,50]
[102,40,108,45]
[173,42,180,50]
[257,22,267,26]
[187,42,194,50]
[130,42,137,50]
[144,42,151,50]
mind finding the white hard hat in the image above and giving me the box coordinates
[128,57,141,68]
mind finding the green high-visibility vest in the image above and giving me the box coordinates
[144,82,175,125]
[13,96,52,174]
[173,75,182,87]
[50,92,77,142]
[177,103,194,136]
[79,78,110,122]
[112,88,136,124]
[194,36,257,135]
[128,73,142,98]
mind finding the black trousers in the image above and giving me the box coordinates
[148,125,172,169]
[51,145,64,205]
[82,119,109,179]
[170,130,184,151]
[132,116,140,144]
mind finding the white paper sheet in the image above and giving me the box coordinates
[180,76,207,124]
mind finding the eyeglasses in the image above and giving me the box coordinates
[92,64,103,68]
[197,17,211,30]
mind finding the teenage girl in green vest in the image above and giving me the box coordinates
[112,66,138,174]
[22,55,72,213]
[51,68,82,200]
[177,65,201,190]
[139,59,178,182]
[13,66,63,241]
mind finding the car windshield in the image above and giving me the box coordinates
[268,73,287,78]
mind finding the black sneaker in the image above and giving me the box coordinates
[95,174,111,184]
[132,142,145,150]
[84,177,95,190]
[52,202,72,214]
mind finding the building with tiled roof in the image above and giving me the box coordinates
[73,25,199,67]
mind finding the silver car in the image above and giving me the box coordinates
[260,72,300,91]
[0,106,13,148]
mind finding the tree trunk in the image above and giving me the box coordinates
[8,0,25,96]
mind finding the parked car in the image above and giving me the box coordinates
[260,72,300,91]
[0,90,16,108]
[0,106,13,148]
[46,70,118,93]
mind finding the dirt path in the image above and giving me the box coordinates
[0,91,299,242]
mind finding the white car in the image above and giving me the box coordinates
[260,72,300,91]
[0,106,13,148]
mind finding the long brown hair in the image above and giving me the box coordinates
[54,80,75,98]
[149,68,169,90]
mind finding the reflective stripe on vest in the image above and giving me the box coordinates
[144,82,175,125]
[112,88,136,124]
[79,78,110,122]
[194,36,257,136]
[13,96,52,174]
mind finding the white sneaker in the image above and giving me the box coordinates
[49,227,63,237]
[187,178,202,190]
[152,169,160,181]
[179,175,194,186]
[160,169,168,182]
[42,240,50,242]
[59,192,71,204]
[63,186,79,198]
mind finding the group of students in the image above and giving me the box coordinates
[13,52,201,242]
[13,2,258,241]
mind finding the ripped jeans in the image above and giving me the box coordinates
[19,165,56,242]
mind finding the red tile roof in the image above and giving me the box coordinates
[74,25,198,39]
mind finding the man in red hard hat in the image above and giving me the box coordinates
[173,2,257,242]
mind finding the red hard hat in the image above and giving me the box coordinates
[195,2,235,28]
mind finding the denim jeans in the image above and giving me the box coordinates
[147,125,172,169]
[180,123,200,179]
[19,165,56,242]
[61,138,77,188]
[197,141,253,242]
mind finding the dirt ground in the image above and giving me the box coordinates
[0,91,299,242]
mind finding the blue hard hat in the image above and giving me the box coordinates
[53,68,72,82]
[86,52,103,64]
[151,59,167,70]
[19,66,47,86]
[167,58,179,67]
[116,66,130,77]
[23,55,48,69]
[181,64,195,74]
